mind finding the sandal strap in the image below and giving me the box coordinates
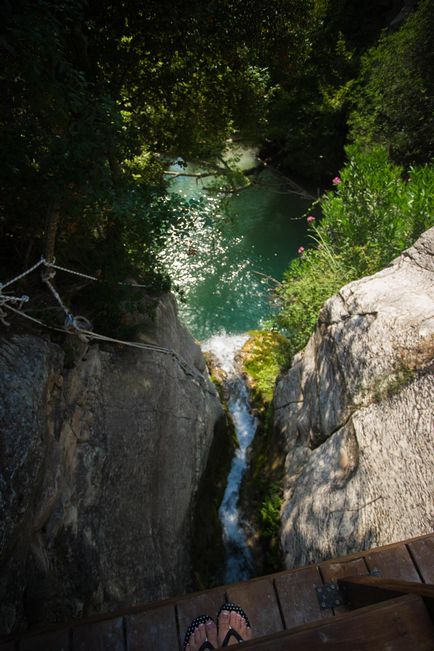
[217,602,251,629]
[199,643,215,651]
[222,627,244,646]
[183,615,216,650]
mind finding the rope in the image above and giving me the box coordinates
[43,276,70,316]
[3,304,214,396]
[0,258,45,290]
[41,271,93,334]
[44,262,98,282]
[1,257,152,290]
[0,293,29,326]
[64,314,93,332]
[44,260,152,288]
[3,303,68,333]
[0,257,215,395]
[71,328,208,388]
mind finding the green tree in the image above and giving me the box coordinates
[0,0,312,331]
[0,0,312,270]
[264,0,403,181]
[349,0,434,166]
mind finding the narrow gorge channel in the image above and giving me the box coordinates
[202,333,258,583]
[161,147,311,583]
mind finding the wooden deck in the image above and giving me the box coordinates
[1,532,434,650]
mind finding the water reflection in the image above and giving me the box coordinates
[159,156,310,340]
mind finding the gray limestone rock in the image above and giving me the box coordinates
[274,228,434,569]
[0,293,223,634]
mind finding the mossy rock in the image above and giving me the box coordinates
[240,330,291,409]
[237,329,291,574]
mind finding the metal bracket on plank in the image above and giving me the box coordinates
[316,568,381,609]
[369,567,381,577]
[316,583,344,609]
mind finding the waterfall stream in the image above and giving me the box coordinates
[202,332,258,583]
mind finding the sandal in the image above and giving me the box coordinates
[217,602,251,646]
[183,615,216,651]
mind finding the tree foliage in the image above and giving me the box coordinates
[0,0,313,330]
[348,0,434,166]
[264,0,404,181]
[2,0,433,337]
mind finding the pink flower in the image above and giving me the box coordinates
[332,176,341,185]
[307,215,315,223]
[298,246,305,254]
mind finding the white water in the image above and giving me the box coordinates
[202,332,258,583]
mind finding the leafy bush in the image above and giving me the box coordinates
[239,331,290,573]
[276,146,434,356]
[259,485,283,542]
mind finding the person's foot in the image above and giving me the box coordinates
[184,617,218,651]
[217,607,252,646]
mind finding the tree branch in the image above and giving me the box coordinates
[251,270,282,287]
[267,166,316,200]
[162,156,316,200]
[163,170,217,179]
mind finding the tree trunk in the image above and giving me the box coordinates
[108,150,122,187]
[45,206,60,262]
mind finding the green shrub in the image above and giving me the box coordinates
[321,146,434,269]
[276,146,434,356]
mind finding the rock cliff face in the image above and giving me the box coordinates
[274,228,434,569]
[0,294,223,634]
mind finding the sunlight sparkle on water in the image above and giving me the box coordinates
[158,157,310,340]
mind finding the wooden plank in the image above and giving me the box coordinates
[339,576,434,598]
[237,595,434,651]
[176,586,225,649]
[320,557,368,583]
[125,604,178,651]
[408,537,434,583]
[72,617,124,651]
[338,576,434,611]
[283,531,434,569]
[226,577,283,638]
[19,630,70,651]
[274,566,332,629]
[364,545,421,582]
[6,532,434,651]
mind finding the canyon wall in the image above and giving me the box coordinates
[0,294,223,634]
[274,228,434,568]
